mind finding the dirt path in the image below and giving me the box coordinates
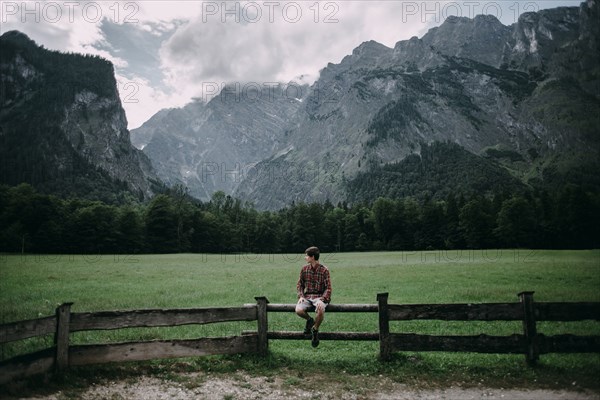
[8,373,599,400]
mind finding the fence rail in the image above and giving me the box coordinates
[264,304,379,313]
[387,303,523,321]
[377,292,600,362]
[68,336,258,366]
[1,292,598,385]
[0,316,56,343]
[69,306,257,332]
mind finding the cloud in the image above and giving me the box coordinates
[0,1,132,69]
[157,1,429,104]
[96,19,186,128]
[1,0,582,129]
[139,0,583,126]
[115,72,187,129]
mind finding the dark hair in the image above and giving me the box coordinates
[305,246,320,260]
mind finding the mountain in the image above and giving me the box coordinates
[0,31,161,203]
[136,1,600,209]
[233,1,599,209]
[130,83,308,200]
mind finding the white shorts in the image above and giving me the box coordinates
[297,297,328,311]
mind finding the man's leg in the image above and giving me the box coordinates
[311,300,327,348]
[313,302,325,330]
[296,299,314,334]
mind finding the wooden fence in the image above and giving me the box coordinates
[377,292,600,362]
[0,301,260,385]
[1,292,599,385]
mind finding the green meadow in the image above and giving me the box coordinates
[1,250,599,389]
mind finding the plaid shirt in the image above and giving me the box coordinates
[297,263,332,303]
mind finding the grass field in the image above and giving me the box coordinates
[1,249,599,390]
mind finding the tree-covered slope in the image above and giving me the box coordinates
[347,142,528,203]
[0,31,161,203]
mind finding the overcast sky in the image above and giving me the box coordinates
[0,0,582,129]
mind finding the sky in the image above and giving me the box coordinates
[0,0,583,129]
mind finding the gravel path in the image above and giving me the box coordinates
[7,373,599,400]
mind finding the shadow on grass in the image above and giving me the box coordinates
[1,352,599,398]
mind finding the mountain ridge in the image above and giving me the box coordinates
[132,0,599,209]
[0,30,161,203]
[130,82,309,200]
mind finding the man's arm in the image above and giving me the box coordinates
[296,269,305,299]
[322,268,332,303]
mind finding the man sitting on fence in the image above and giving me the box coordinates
[295,246,332,348]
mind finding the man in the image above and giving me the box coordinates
[295,246,332,348]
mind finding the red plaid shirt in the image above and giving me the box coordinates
[297,263,332,303]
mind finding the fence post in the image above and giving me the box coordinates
[55,302,73,371]
[377,293,391,361]
[255,297,269,356]
[518,291,538,365]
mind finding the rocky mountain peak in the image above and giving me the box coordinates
[393,36,423,52]
[352,40,391,57]
[324,40,392,76]
[422,12,511,68]
[0,30,36,47]
[510,5,581,71]
[391,36,445,70]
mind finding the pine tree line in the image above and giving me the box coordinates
[1,183,598,255]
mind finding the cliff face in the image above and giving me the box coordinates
[0,31,160,202]
[133,1,599,209]
[233,1,599,209]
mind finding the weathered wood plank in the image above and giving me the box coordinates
[255,297,269,356]
[389,333,526,354]
[388,303,523,321]
[0,316,56,344]
[535,303,600,321]
[55,303,73,371]
[538,334,600,354]
[69,335,258,366]
[265,304,378,313]
[266,331,379,341]
[519,291,539,365]
[378,293,391,361]
[0,348,55,385]
[69,306,257,331]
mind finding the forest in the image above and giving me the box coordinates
[1,182,598,255]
